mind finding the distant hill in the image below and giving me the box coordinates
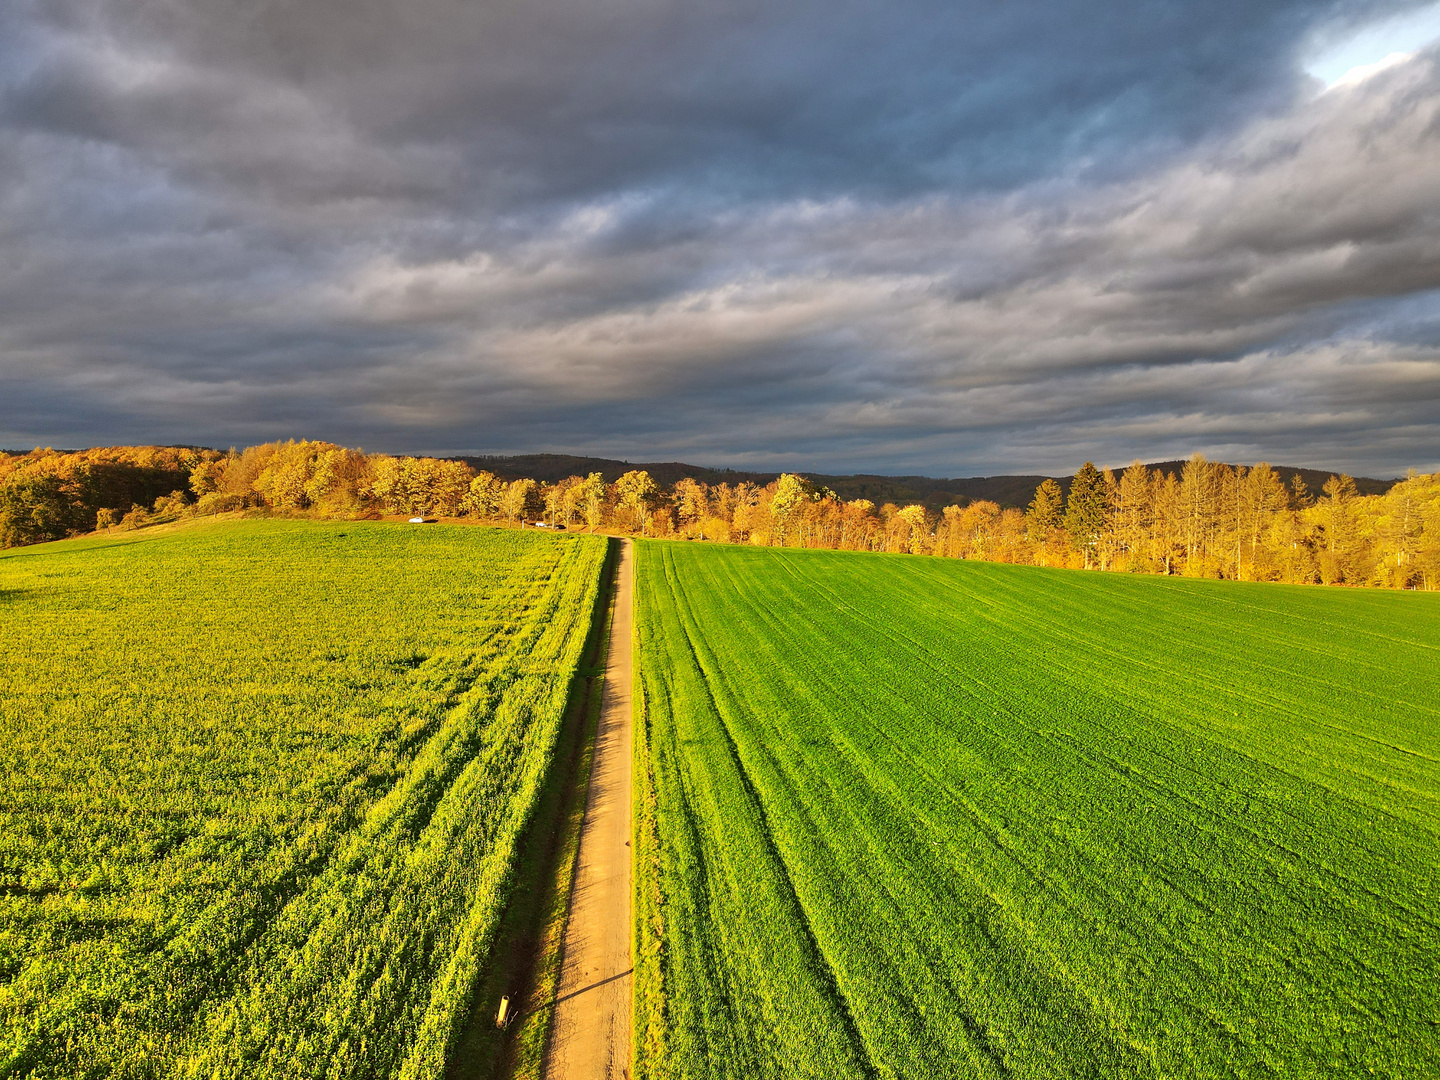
[457,453,1398,509]
[457,454,762,488]
[1142,461,1392,499]
[458,454,1051,505]
[5,446,1393,511]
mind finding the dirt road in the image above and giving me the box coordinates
[543,538,634,1080]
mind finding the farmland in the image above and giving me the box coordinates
[633,541,1440,1079]
[0,519,606,1078]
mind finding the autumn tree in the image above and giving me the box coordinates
[727,482,762,543]
[553,475,587,528]
[895,504,930,554]
[1152,470,1182,574]
[543,479,574,528]
[1290,474,1312,509]
[304,447,372,514]
[992,508,1029,563]
[1318,474,1363,583]
[1114,461,1153,571]
[673,478,710,535]
[366,455,472,517]
[1394,471,1440,588]
[616,470,659,533]
[1179,453,1217,572]
[463,472,504,518]
[575,473,607,532]
[252,442,316,510]
[152,490,190,517]
[248,441,374,514]
[0,445,212,546]
[940,504,966,557]
[833,499,873,550]
[499,478,538,526]
[770,474,815,546]
[189,459,225,498]
[1375,470,1432,586]
[0,474,75,547]
[6,436,1436,586]
[962,501,1002,560]
[1238,464,1288,579]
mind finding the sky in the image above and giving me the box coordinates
[3,0,1439,477]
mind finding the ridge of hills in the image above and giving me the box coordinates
[2,445,1396,511]
[457,453,1398,509]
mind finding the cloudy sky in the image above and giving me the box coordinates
[3,0,1440,475]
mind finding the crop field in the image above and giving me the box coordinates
[633,541,1440,1080]
[0,519,606,1079]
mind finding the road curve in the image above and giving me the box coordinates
[543,538,634,1080]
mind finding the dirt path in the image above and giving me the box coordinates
[542,538,634,1080]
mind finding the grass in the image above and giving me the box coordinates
[632,541,1440,1080]
[447,537,619,1080]
[0,518,607,1079]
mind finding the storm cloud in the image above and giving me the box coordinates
[2,0,1438,474]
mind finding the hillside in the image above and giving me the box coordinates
[460,453,1396,508]
[5,447,1393,515]
[1143,460,1393,499]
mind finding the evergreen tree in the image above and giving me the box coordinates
[1064,462,1109,568]
[1027,478,1065,544]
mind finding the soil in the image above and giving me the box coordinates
[542,539,634,1080]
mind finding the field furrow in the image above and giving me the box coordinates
[633,541,1440,1080]
[0,520,607,1079]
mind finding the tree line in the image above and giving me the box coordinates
[3,441,1436,588]
[0,445,216,548]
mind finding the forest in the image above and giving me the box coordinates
[2,440,1436,588]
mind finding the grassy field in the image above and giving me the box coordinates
[633,541,1440,1080]
[0,518,606,1079]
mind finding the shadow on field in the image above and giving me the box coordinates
[446,536,619,1080]
[0,534,166,560]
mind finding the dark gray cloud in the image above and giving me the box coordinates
[2,0,1439,475]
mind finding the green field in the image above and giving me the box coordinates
[0,519,606,1079]
[633,541,1440,1079]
